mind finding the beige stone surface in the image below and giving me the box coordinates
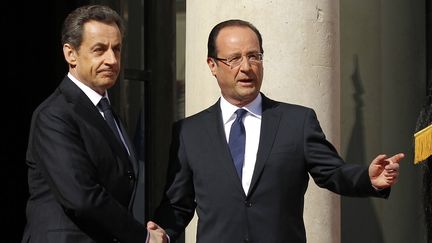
[185,1,340,242]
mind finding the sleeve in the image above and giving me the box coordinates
[30,107,147,243]
[153,121,197,241]
[303,109,389,198]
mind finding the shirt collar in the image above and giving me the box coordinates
[67,72,109,106]
[220,93,262,125]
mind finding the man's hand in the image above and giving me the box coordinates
[369,153,404,189]
[147,221,168,243]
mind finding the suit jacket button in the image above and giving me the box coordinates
[244,238,250,243]
[244,201,252,207]
[127,171,134,180]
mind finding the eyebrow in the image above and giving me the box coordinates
[90,42,122,49]
[225,50,261,57]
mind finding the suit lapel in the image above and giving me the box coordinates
[58,77,132,165]
[204,101,245,194]
[119,122,139,176]
[247,96,281,196]
[118,121,141,210]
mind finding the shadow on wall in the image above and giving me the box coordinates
[341,55,384,243]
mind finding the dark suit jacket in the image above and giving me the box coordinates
[21,77,147,243]
[155,94,388,243]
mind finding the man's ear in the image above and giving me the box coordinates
[207,57,217,76]
[63,43,77,66]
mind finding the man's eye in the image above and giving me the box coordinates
[249,54,258,60]
[228,56,242,63]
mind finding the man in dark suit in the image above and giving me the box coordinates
[154,19,405,243]
[21,5,166,243]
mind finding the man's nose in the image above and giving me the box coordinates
[239,56,252,71]
[105,49,118,65]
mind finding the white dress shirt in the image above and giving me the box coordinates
[220,94,262,194]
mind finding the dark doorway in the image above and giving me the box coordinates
[2,1,89,242]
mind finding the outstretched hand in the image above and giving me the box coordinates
[369,153,404,189]
[147,221,168,243]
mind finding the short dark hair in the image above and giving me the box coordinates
[61,5,125,49]
[207,19,263,58]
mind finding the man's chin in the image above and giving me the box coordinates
[100,74,118,82]
[99,78,117,90]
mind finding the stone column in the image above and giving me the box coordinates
[185,1,340,242]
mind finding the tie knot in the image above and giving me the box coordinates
[235,109,247,121]
[98,98,111,112]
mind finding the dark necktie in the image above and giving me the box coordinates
[98,98,123,144]
[229,109,247,179]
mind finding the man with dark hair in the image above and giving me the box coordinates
[155,19,404,243]
[21,5,166,243]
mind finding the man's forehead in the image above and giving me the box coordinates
[215,26,260,53]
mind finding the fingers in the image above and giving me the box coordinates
[383,153,404,182]
[372,153,405,168]
[147,221,167,243]
[147,221,159,230]
[369,152,404,188]
[382,156,402,185]
[372,154,388,165]
[383,173,398,185]
[384,161,399,171]
[386,153,405,164]
[149,230,166,243]
[384,166,399,179]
